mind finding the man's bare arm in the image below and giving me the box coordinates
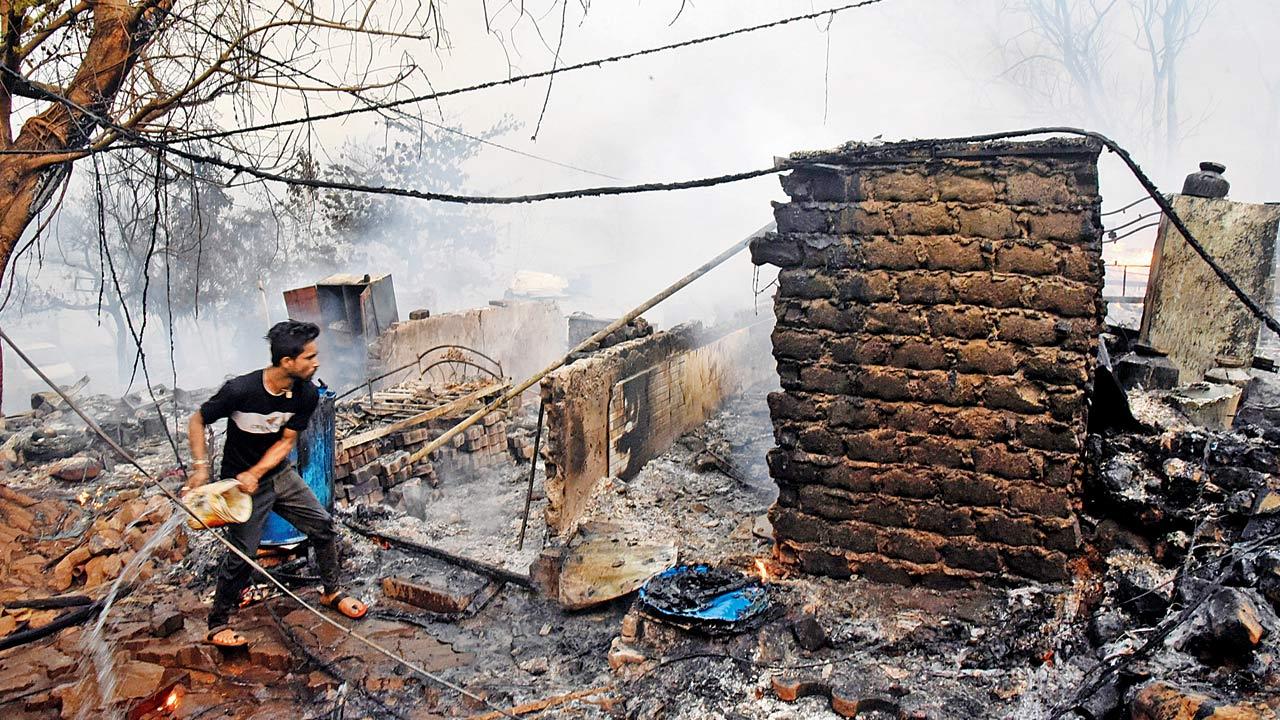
[186,412,211,489]
[235,428,300,494]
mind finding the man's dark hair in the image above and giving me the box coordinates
[267,320,320,365]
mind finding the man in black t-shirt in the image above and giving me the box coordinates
[187,320,366,648]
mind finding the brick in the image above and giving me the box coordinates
[976,512,1042,546]
[835,206,892,235]
[1062,246,1100,283]
[799,365,852,394]
[924,237,986,272]
[891,340,949,370]
[829,335,887,365]
[941,538,1002,573]
[795,547,853,578]
[843,429,903,463]
[864,305,927,335]
[1007,485,1072,518]
[1043,456,1080,488]
[996,313,1057,346]
[807,299,862,332]
[767,391,821,421]
[994,243,1060,276]
[1005,172,1073,206]
[1026,211,1096,243]
[927,306,991,339]
[825,396,881,428]
[780,169,863,202]
[824,461,880,492]
[886,402,938,432]
[891,203,955,235]
[772,328,825,360]
[921,570,979,590]
[973,444,1043,480]
[774,205,829,234]
[938,473,1006,506]
[750,233,803,267]
[872,467,931,498]
[879,528,941,564]
[855,367,911,401]
[828,520,879,553]
[856,557,915,585]
[778,269,836,299]
[850,494,910,527]
[944,407,1013,441]
[1029,280,1098,318]
[954,275,1025,308]
[771,507,829,544]
[1017,418,1081,453]
[954,341,1018,375]
[914,503,976,536]
[835,270,896,302]
[798,427,844,456]
[802,239,861,269]
[865,170,933,201]
[904,435,968,469]
[897,272,956,305]
[861,237,921,270]
[955,206,1020,239]
[1041,517,1083,552]
[915,370,981,406]
[1023,349,1088,385]
[1001,546,1070,581]
[936,174,997,203]
[799,484,862,521]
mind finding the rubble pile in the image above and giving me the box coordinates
[1073,395,1280,719]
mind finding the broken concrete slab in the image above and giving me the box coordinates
[1139,194,1280,381]
[1169,381,1243,429]
[557,535,678,610]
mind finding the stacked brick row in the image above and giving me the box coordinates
[334,407,525,505]
[335,435,436,505]
[751,139,1105,586]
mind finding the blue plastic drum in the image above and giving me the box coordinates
[261,385,336,547]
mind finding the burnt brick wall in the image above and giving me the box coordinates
[751,139,1104,586]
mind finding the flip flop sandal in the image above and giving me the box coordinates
[321,592,368,619]
[206,626,248,649]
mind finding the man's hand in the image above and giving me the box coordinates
[185,466,210,491]
[235,471,260,495]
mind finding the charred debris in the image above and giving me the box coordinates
[3,143,1280,719]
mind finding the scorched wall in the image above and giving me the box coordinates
[751,139,1104,586]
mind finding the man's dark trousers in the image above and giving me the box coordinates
[208,463,339,629]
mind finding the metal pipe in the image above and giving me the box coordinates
[517,399,546,551]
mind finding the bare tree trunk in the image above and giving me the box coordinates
[0,0,170,402]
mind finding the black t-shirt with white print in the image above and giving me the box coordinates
[199,369,319,480]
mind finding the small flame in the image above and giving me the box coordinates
[754,559,770,583]
[163,688,181,711]
[76,491,91,506]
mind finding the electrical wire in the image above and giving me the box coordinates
[0,0,892,159]
[1100,195,1154,216]
[0,326,517,718]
